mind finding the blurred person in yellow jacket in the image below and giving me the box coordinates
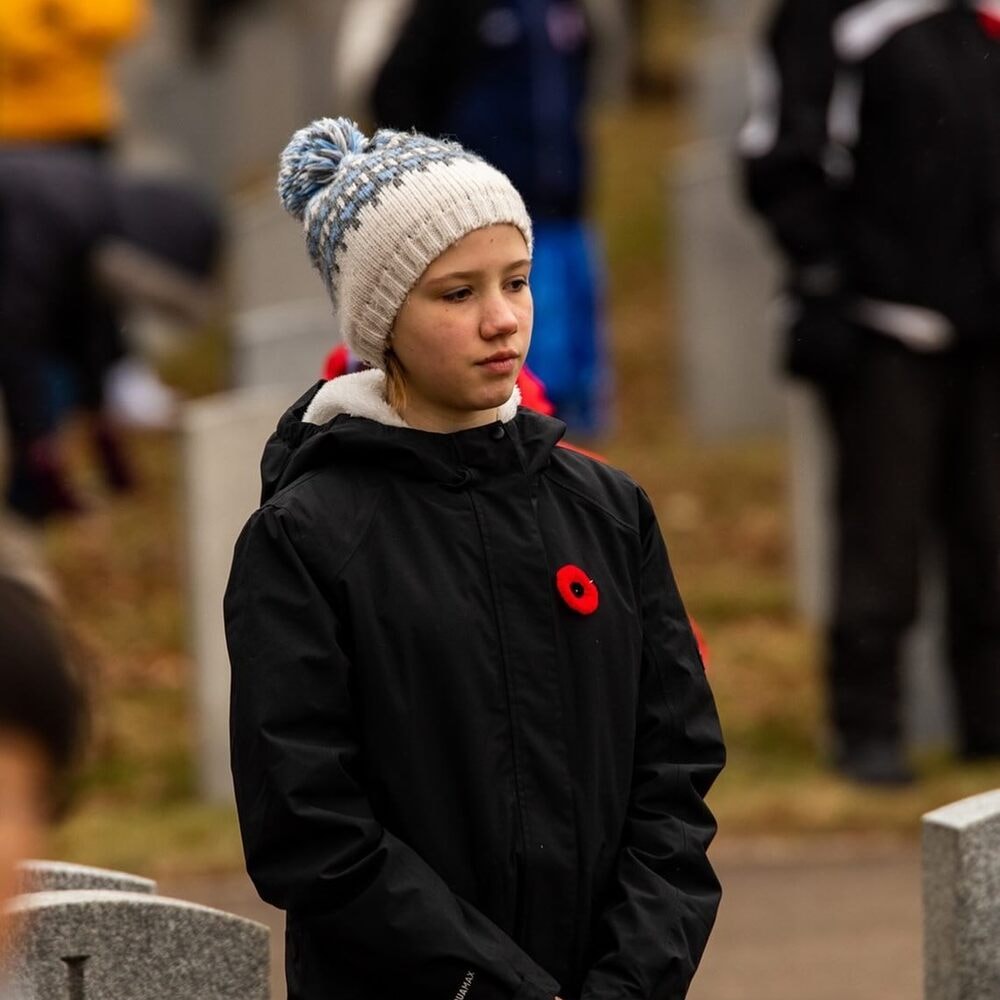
[0,0,147,148]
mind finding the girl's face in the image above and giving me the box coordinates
[390,225,533,432]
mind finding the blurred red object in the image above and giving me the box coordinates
[690,618,711,671]
[515,365,556,416]
[321,344,362,380]
[980,11,1000,38]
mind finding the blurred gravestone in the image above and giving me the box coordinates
[229,191,323,313]
[669,140,783,438]
[923,790,1000,999]
[190,195,337,804]
[668,4,783,439]
[183,388,298,802]
[0,508,59,605]
[6,889,269,1000]
[233,298,337,391]
[703,0,770,27]
[17,862,155,897]
[687,27,765,143]
[118,1,346,189]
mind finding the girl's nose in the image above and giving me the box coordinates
[481,294,519,338]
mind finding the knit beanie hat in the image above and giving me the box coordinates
[278,118,534,370]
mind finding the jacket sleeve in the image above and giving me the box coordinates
[739,0,843,292]
[225,504,560,1000]
[580,491,725,1000]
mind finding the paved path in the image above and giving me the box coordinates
[690,836,921,1000]
[161,835,922,1000]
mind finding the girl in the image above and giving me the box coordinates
[225,118,724,1000]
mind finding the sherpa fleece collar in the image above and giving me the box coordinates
[301,368,521,428]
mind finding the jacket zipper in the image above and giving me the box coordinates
[468,491,531,941]
[512,853,528,941]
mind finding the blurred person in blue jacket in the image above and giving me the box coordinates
[345,0,620,434]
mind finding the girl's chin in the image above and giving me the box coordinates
[469,379,517,407]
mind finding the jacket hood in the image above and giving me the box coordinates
[259,369,565,503]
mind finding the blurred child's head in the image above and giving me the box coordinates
[0,578,85,933]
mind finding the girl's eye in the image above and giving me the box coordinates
[443,288,472,303]
[508,277,530,292]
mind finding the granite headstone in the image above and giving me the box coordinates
[182,388,300,802]
[118,1,345,189]
[232,298,338,392]
[923,789,1000,1000]
[669,140,783,439]
[16,862,155,897]
[227,191,327,315]
[5,889,269,1000]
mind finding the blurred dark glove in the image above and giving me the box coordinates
[783,295,861,386]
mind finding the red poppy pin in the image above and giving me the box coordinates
[556,564,599,615]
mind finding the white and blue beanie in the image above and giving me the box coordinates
[278,118,534,371]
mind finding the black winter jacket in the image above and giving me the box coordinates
[740,0,1000,345]
[225,373,724,1000]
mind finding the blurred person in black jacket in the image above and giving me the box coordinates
[740,0,1000,783]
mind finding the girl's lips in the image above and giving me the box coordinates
[477,355,518,374]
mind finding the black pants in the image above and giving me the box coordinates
[822,336,1000,754]
[0,144,122,448]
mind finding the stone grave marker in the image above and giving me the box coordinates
[686,31,757,145]
[668,139,784,439]
[183,387,301,802]
[228,192,326,314]
[17,862,155,897]
[702,0,770,31]
[0,510,59,605]
[667,6,787,439]
[5,889,269,999]
[232,297,338,391]
[118,1,345,189]
[923,789,1000,1000]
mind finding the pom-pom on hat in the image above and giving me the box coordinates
[278,117,534,371]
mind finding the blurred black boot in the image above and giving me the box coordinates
[833,738,915,787]
[91,416,136,493]
[6,438,85,522]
